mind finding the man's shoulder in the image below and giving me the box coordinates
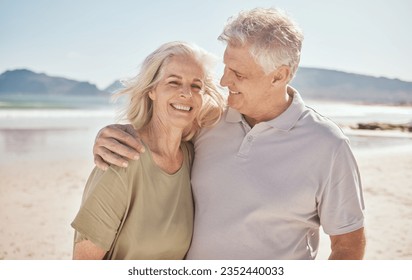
[197,108,230,134]
[300,106,349,142]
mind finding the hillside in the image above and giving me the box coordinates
[291,67,412,105]
[1,68,412,107]
[0,69,112,108]
[106,67,412,105]
[0,69,109,96]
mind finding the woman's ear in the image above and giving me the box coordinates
[148,90,156,101]
[271,66,291,85]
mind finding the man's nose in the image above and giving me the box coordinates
[220,69,230,87]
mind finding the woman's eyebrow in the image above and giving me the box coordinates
[166,74,203,84]
[166,74,182,79]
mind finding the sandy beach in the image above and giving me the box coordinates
[0,122,411,260]
[317,142,412,259]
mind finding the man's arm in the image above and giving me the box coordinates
[93,124,145,170]
[329,227,366,260]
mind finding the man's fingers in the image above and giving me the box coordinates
[124,125,145,153]
[94,154,109,171]
[98,124,145,154]
[96,137,140,161]
[93,123,145,169]
[95,146,129,168]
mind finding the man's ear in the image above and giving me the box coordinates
[271,66,291,84]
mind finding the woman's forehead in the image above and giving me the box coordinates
[161,55,205,80]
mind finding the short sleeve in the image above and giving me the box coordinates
[318,140,365,235]
[71,166,128,251]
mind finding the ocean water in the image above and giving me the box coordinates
[306,100,412,125]
[0,108,117,164]
[306,101,412,149]
[0,102,411,164]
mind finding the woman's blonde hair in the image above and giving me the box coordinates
[115,41,225,141]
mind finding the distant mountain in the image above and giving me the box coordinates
[104,80,124,94]
[291,67,412,105]
[107,69,412,105]
[0,69,110,96]
[1,67,412,107]
[0,69,112,108]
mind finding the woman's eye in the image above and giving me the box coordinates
[169,81,180,86]
[191,84,202,91]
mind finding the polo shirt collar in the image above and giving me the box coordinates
[225,106,243,123]
[225,86,306,131]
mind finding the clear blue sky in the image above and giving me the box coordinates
[1,0,411,89]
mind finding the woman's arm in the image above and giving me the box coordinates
[71,166,131,260]
[73,239,106,260]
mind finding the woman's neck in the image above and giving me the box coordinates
[139,121,183,157]
[138,120,186,174]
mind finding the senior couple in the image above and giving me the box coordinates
[72,7,365,260]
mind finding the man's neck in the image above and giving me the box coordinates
[243,92,293,127]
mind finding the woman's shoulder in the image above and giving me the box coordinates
[109,155,146,177]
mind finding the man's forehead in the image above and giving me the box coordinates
[223,47,245,67]
[223,45,257,73]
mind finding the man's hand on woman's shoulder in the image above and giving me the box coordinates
[93,124,145,170]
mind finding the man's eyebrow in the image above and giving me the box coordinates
[229,67,245,76]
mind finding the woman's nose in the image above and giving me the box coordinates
[180,85,192,97]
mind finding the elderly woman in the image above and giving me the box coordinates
[71,41,225,259]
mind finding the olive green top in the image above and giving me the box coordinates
[71,141,194,259]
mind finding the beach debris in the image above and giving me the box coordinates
[353,122,412,132]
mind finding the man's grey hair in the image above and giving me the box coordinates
[218,7,304,81]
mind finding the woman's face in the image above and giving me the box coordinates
[149,55,204,131]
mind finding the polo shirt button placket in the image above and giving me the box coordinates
[237,134,255,157]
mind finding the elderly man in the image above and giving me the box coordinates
[92,7,365,260]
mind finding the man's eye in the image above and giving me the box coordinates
[235,73,243,79]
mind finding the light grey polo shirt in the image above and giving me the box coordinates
[186,89,365,260]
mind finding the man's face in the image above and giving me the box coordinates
[220,44,275,119]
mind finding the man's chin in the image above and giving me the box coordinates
[227,94,241,106]
[227,102,242,113]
